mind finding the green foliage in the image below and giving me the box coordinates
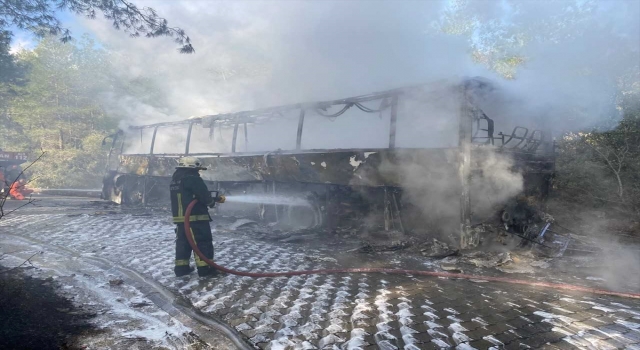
[0,31,18,83]
[28,134,108,188]
[0,31,27,108]
[0,0,193,53]
[555,97,640,213]
[1,36,166,188]
[436,0,636,83]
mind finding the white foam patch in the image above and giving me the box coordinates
[326,323,346,333]
[318,334,344,348]
[592,306,616,313]
[425,320,443,329]
[610,302,630,308]
[342,328,369,349]
[533,311,576,325]
[235,323,252,331]
[453,331,471,344]
[432,338,451,347]
[269,337,297,350]
[447,315,463,323]
[400,325,419,336]
[396,308,414,318]
[483,335,504,347]
[615,319,640,330]
[77,275,190,346]
[428,329,449,339]
[448,323,468,333]
[471,317,489,326]
[376,340,398,350]
[444,308,459,314]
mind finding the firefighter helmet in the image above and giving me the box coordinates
[176,156,207,170]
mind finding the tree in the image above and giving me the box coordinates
[435,0,638,86]
[0,31,27,107]
[555,98,640,212]
[0,30,31,151]
[3,36,168,188]
[10,36,115,148]
[0,0,193,53]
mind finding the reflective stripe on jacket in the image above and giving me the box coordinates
[170,168,215,223]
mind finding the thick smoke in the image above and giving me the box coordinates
[78,1,639,255]
[77,0,639,141]
[87,5,635,190]
[81,0,486,124]
[461,0,640,133]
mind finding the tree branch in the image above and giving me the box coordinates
[1,0,193,52]
[0,251,42,273]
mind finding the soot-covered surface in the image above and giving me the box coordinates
[0,268,97,349]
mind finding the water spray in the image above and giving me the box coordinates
[223,194,312,207]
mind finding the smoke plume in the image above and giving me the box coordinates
[75,1,639,253]
[75,1,638,131]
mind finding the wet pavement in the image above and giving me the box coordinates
[1,197,640,349]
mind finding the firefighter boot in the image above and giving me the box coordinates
[174,265,195,277]
[197,266,221,278]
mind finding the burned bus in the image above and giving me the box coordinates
[101,77,555,248]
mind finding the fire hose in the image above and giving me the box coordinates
[183,200,640,299]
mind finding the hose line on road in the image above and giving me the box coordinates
[184,200,640,299]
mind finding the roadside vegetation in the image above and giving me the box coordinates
[0,35,167,188]
[1,0,186,188]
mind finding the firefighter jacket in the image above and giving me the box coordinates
[170,168,215,223]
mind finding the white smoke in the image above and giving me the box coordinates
[79,1,485,123]
[71,0,638,137]
[72,0,638,248]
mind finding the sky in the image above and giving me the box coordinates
[9,10,82,53]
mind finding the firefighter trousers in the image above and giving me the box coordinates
[174,221,215,276]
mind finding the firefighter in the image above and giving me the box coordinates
[170,156,225,277]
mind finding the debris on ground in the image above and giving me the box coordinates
[92,210,118,215]
[229,219,258,230]
[501,195,544,233]
[304,255,338,264]
[431,250,556,275]
[541,212,555,223]
[108,278,124,286]
[440,263,464,273]
[467,251,513,268]
[356,229,414,253]
[128,296,153,308]
[530,260,551,269]
[279,234,318,243]
[419,238,459,258]
[357,240,412,253]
